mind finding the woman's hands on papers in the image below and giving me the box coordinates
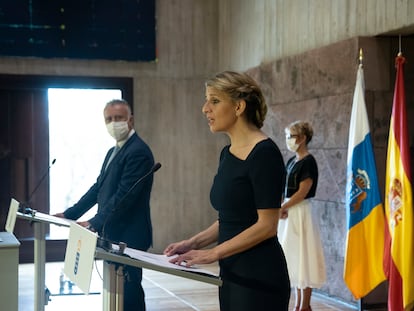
[163,239,193,257]
[167,249,219,267]
[164,239,219,267]
[163,222,220,267]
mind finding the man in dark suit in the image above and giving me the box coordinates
[55,99,155,310]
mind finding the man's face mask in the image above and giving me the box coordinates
[106,121,129,141]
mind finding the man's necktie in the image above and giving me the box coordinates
[105,146,119,170]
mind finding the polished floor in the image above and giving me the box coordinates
[19,261,358,311]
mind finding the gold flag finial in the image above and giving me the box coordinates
[359,48,363,64]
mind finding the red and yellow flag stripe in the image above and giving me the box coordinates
[384,54,414,311]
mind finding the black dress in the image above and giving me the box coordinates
[210,138,291,311]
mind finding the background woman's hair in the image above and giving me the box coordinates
[286,120,314,144]
[206,71,267,128]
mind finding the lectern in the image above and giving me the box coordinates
[16,211,71,311]
[0,232,20,311]
[8,205,71,311]
[94,247,222,311]
[8,200,222,311]
[64,223,222,311]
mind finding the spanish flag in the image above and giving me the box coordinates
[344,60,386,298]
[384,53,414,311]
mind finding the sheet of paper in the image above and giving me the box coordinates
[123,247,218,277]
[5,198,19,233]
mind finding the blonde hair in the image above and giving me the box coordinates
[205,71,267,128]
[286,120,314,144]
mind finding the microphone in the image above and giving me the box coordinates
[125,162,161,196]
[19,159,57,215]
[98,162,161,252]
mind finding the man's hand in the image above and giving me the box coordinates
[77,221,91,229]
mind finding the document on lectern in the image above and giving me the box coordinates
[64,223,98,294]
[123,247,219,277]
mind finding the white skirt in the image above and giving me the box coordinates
[278,199,326,289]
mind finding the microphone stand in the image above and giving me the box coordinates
[98,162,161,253]
[19,159,57,216]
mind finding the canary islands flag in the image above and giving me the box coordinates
[384,53,414,311]
[344,62,386,299]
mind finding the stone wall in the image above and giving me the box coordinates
[246,36,414,302]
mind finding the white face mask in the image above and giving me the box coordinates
[286,137,299,152]
[106,121,129,141]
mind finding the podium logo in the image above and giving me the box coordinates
[74,239,82,275]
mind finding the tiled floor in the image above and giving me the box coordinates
[19,261,358,311]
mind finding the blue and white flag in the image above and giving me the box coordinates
[343,63,386,298]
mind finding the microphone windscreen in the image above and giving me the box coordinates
[153,162,161,173]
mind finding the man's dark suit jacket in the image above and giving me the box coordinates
[64,132,154,251]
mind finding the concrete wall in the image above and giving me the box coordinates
[1,0,414,305]
[218,0,414,70]
[0,0,225,251]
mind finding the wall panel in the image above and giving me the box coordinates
[218,0,414,70]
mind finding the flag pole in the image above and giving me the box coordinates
[344,44,386,303]
[384,42,414,311]
[398,34,402,55]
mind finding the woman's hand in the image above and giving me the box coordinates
[279,206,289,219]
[163,240,194,257]
[164,221,219,265]
[168,249,219,267]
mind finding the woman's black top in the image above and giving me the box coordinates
[210,138,290,311]
[285,154,318,199]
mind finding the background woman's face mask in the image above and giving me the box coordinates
[286,137,299,152]
[106,121,129,141]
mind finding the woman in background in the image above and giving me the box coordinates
[278,120,326,311]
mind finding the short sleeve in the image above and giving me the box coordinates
[249,142,286,209]
[298,156,318,183]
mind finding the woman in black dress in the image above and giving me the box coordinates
[164,71,290,310]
